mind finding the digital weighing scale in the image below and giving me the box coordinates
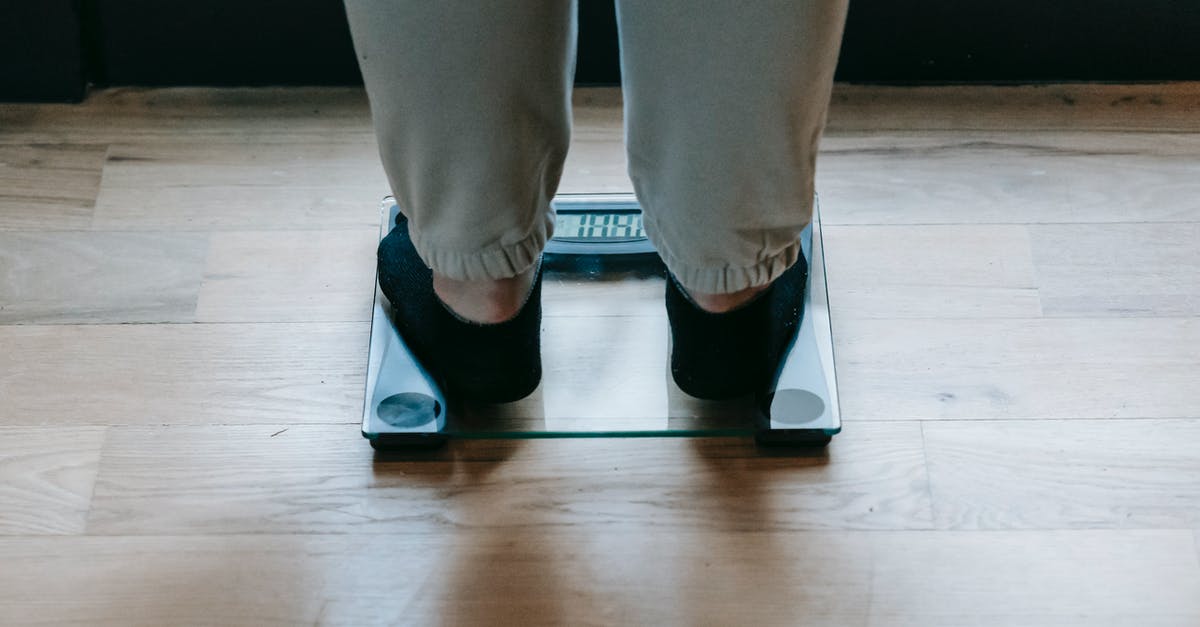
[362,193,841,448]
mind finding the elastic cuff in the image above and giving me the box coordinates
[653,234,802,295]
[409,217,550,281]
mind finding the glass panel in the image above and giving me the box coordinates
[363,194,839,446]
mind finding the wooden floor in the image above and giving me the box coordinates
[2,84,1199,626]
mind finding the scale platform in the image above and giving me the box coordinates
[362,193,841,448]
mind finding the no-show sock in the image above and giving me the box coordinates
[377,213,542,403]
[665,256,807,400]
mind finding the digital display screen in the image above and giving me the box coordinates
[555,212,644,240]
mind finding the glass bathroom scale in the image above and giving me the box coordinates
[362,193,841,448]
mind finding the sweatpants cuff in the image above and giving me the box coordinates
[656,238,802,295]
[410,221,549,281]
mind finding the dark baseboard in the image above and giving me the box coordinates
[4,0,1199,101]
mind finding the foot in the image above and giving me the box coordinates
[665,257,808,400]
[377,213,543,403]
[433,266,538,324]
[686,284,770,314]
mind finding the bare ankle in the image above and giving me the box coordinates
[433,266,537,324]
[686,283,769,314]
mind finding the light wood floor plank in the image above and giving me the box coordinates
[817,134,1200,226]
[89,185,382,231]
[558,132,633,194]
[0,87,376,145]
[872,616,1196,627]
[824,224,1042,319]
[826,83,1200,132]
[0,427,106,535]
[837,317,1200,420]
[1194,530,1200,569]
[0,143,106,230]
[98,141,387,189]
[1031,222,1200,317]
[0,533,869,627]
[0,323,365,426]
[822,130,1200,158]
[862,529,1200,626]
[195,229,377,323]
[924,419,1200,529]
[2,530,1197,626]
[0,231,207,324]
[84,423,931,535]
[91,141,390,231]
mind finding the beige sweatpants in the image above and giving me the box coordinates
[344,0,848,294]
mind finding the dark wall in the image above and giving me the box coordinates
[4,0,1200,102]
[836,0,1200,83]
[576,0,622,86]
[86,0,361,86]
[83,0,619,87]
[0,1,85,101]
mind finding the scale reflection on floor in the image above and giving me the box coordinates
[362,193,840,448]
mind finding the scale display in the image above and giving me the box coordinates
[554,212,645,241]
[544,194,655,258]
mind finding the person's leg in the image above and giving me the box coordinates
[615,0,848,398]
[345,0,576,401]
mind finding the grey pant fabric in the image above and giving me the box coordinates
[344,0,848,294]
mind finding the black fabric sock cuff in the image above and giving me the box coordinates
[377,215,543,403]
[665,255,808,400]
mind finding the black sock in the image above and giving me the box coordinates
[376,213,542,403]
[665,256,807,400]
